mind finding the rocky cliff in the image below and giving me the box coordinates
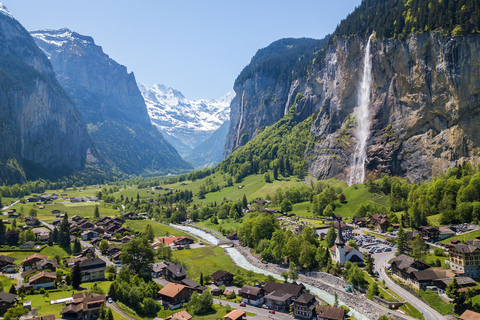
[223,37,328,157]
[0,6,94,183]
[31,29,192,174]
[226,33,480,182]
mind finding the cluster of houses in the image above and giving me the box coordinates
[151,236,195,250]
[51,215,132,244]
[390,253,479,302]
[24,194,98,204]
[155,266,345,320]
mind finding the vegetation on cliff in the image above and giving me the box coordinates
[334,0,480,39]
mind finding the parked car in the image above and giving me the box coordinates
[262,305,268,309]
[108,297,113,303]
[240,302,246,307]
[269,310,275,314]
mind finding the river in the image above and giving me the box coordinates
[169,223,371,320]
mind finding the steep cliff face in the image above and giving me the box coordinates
[0,6,94,183]
[223,37,328,158]
[31,29,192,174]
[305,33,480,182]
[227,33,480,182]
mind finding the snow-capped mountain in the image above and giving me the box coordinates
[139,83,233,155]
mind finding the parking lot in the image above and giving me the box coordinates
[341,230,396,255]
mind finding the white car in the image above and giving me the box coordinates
[108,297,113,303]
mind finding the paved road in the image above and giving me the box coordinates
[1,200,20,213]
[107,302,137,320]
[356,229,448,320]
[80,240,114,267]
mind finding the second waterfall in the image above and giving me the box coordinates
[348,34,374,186]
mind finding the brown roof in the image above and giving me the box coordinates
[459,310,480,320]
[29,271,56,283]
[223,309,246,320]
[0,292,17,304]
[239,285,263,296]
[158,283,192,298]
[316,306,345,320]
[166,311,192,320]
[294,292,316,304]
[263,281,304,297]
[22,253,48,264]
[211,270,234,280]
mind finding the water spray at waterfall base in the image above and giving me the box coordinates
[348,34,374,186]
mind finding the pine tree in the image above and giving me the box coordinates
[242,194,248,209]
[334,292,339,307]
[364,252,375,275]
[59,213,70,247]
[94,205,100,219]
[47,232,53,246]
[395,227,410,256]
[73,238,81,255]
[446,277,460,302]
[9,284,16,295]
[0,220,5,245]
[200,273,204,286]
[72,261,82,289]
[146,224,154,241]
[52,227,59,243]
[106,309,114,320]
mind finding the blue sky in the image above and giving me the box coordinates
[6,0,362,100]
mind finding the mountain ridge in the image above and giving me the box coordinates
[31,28,192,175]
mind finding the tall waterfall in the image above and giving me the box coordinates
[348,34,374,186]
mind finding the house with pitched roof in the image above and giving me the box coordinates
[211,270,234,286]
[448,240,480,278]
[180,279,207,293]
[21,254,48,270]
[263,281,305,312]
[165,310,192,320]
[158,283,195,309]
[0,292,17,314]
[164,263,187,283]
[330,220,363,266]
[223,309,246,320]
[61,292,106,319]
[369,214,390,231]
[292,292,318,319]
[239,285,264,306]
[80,258,106,282]
[316,305,345,320]
[26,271,56,290]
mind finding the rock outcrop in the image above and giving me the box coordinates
[31,29,192,174]
[227,33,480,182]
[0,6,94,183]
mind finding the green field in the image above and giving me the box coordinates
[125,220,192,239]
[333,184,389,218]
[418,290,454,315]
[196,218,242,234]
[440,229,480,244]
[156,304,255,320]
[427,214,442,227]
[172,246,268,285]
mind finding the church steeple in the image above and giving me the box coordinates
[335,218,345,246]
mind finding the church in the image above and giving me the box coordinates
[330,220,364,266]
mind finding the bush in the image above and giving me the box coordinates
[434,248,444,257]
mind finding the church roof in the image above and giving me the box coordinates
[335,218,345,245]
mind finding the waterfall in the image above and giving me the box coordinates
[235,91,245,144]
[348,34,374,186]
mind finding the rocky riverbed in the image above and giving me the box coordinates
[234,244,411,320]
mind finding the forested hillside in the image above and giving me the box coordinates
[334,0,480,39]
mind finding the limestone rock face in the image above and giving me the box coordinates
[227,33,480,182]
[31,29,192,174]
[0,11,93,183]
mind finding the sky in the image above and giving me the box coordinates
[5,0,362,100]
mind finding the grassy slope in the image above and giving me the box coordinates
[172,246,268,286]
[440,229,480,244]
[125,220,191,238]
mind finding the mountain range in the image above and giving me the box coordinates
[30,28,192,175]
[139,84,233,157]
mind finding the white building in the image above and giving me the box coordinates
[330,220,363,266]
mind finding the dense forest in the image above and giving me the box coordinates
[234,37,330,86]
[334,0,480,39]
[218,99,315,183]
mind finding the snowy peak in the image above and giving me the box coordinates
[0,3,12,18]
[31,29,100,59]
[140,83,233,135]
